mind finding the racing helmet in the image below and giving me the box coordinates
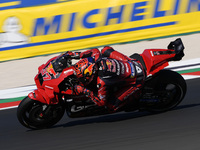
[74,57,97,84]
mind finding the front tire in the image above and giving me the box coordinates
[143,70,187,113]
[17,96,65,129]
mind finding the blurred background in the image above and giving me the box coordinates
[1,1,200,150]
[0,0,200,101]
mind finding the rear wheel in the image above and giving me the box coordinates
[17,96,65,129]
[143,70,187,113]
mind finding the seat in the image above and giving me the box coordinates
[129,53,147,72]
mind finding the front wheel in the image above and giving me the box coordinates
[17,96,65,129]
[143,70,187,113]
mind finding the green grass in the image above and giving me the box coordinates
[177,68,200,74]
[0,96,25,103]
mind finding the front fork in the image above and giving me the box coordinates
[28,91,65,119]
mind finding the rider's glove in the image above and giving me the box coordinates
[74,85,104,106]
[74,85,90,96]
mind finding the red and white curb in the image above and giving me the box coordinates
[167,58,200,80]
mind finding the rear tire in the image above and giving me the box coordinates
[17,96,65,129]
[143,70,187,113]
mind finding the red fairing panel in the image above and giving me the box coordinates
[141,49,176,76]
[29,65,75,104]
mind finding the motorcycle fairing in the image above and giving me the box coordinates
[28,38,185,105]
[29,61,75,104]
[140,38,185,77]
[141,49,176,76]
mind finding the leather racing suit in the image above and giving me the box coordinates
[67,46,145,112]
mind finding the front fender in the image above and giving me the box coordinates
[28,88,58,105]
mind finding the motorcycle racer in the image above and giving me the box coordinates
[18,38,187,129]
[59,47,146,112]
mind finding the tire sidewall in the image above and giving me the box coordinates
[17,96,65,129]
[144,70,187,112]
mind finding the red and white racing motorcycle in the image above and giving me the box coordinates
[17,38,187,129]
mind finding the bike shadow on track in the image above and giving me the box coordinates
[53,103,200,128]
[61,111,152,127]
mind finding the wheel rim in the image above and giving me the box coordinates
[29,105,47,124]
[20,101,64,129]
[149,82,183,111]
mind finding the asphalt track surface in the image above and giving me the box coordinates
[1,78,200,150]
